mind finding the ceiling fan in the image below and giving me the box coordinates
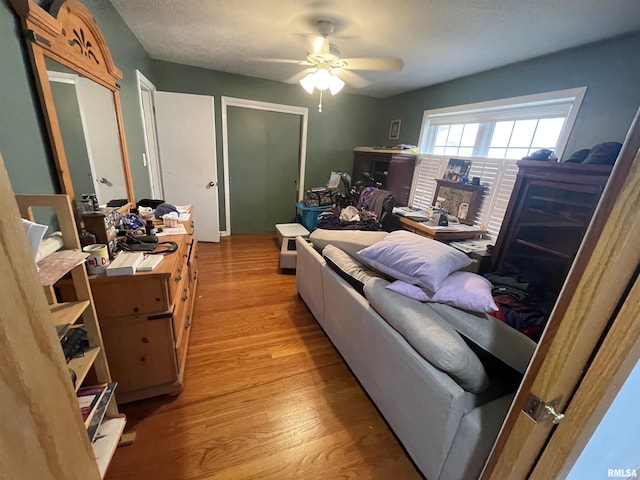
[260,21,404,110]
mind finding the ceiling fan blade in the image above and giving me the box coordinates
[306,34,330,56]
[334,69,371,89]
[251,57,311,65]
[285,68,316,85]
[342,57,404,71]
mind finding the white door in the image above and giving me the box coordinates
[153,91,220,242]
[75,77,128,203]
[136,72,164,199]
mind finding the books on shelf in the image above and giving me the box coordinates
[76,382,117,441]
[86,382,117,442]
[105,251,144,276]
[77,383,108,426]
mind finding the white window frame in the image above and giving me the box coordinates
[417,87,587,160]
[411,88,587,239]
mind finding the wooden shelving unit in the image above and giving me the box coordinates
[15,194,125,478]
[491,160,612,302]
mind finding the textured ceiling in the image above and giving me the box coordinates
[109,0,640,98]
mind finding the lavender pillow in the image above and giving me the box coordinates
[386,271,499,313]
[357,230,471,291]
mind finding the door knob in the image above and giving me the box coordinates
[207,181,216,188]
[99,177,113,186]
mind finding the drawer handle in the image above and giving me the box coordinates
[175,275,182,282]
[182,291,188,302]
[185,317,190,329]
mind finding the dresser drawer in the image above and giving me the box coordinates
[172,283,190,340]
[175,308,192,374]
[100,314,178,393]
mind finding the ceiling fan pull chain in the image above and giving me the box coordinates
[318,90,323,113]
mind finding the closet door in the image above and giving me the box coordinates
[227,107,300,233]
[154,91,220,242]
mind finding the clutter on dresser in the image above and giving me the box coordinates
[81,208,120,259]
[82,243,110,274]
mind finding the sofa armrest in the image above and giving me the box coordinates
[440,393,515,480]
[295,237,326,327]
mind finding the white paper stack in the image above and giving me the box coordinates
[105,252,144,276]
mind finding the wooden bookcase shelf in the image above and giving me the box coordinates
[15,194,125,477]
[491,160,612,302]
[49,300,91,327]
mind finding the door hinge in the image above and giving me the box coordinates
[523,394,565,424]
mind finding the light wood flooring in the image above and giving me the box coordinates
[105,233,421,480]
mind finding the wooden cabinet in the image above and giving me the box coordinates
[352,147,416,206]
[59,220,199,404]
[15,194,125,477]
[491,160,612,303]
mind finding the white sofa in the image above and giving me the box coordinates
[295,230,536,480]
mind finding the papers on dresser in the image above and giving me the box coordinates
[449,239,493,253]
[421,223,480,231]
[156,224,188,236]
[175,205,191,222]
[393,206,434,222]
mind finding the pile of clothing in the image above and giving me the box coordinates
[486,272,554,341]
[316,187,395,231]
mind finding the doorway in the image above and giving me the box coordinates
[221,97,308,234]
[136,71,164,199]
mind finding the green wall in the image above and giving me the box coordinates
[0,0,155,198]
[2,0,639,220]
[378,31,640,159]
[153,61,381,226]
[0,0,58,193]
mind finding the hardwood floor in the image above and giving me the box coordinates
[105,233,421,480]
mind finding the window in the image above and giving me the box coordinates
[418,88,586,160]
[410,88,586,239]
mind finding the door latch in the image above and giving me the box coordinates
[523,394,565,424]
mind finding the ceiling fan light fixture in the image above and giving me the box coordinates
[329,74,345,95]
[300,73,316,94]
[313,68,332,91]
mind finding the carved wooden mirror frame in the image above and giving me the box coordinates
[11,0,135,209]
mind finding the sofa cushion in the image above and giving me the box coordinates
[322,244,383,296]
[358,230,472,292]
[365,277,490,393]
[309,229,388,259]
[429,302,537,374]
[386,272,499,313]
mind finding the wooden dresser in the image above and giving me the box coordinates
[61,220,199,403]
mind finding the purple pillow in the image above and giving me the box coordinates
[386,272,499,313]
[358,230,471,291]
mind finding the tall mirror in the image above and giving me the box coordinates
[11,0,135,211]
